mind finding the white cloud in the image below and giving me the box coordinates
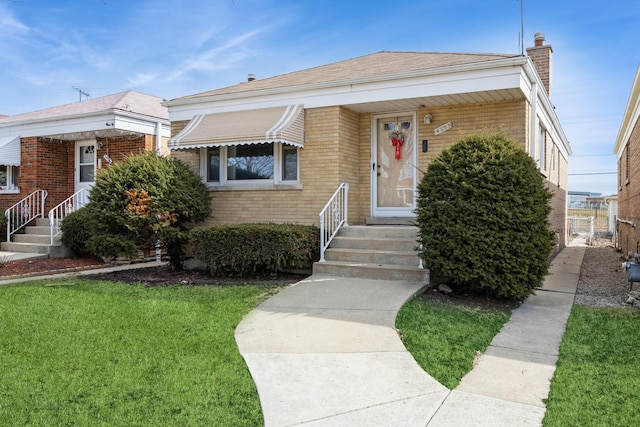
[0,3,29,35]
[127,73,159,87]
[163,28,265,81]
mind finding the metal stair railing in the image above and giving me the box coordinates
[319,183,349,262]
[4,189,48,242]
[48,189,89,245]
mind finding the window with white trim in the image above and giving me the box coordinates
[203,142,298,186]
[626,142,631,184]
[0,165,18,191]
[538,122,547,172]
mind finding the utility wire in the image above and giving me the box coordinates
[568,172,617,175]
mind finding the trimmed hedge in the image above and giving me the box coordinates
[190,224,320,275]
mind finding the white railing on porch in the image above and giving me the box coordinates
[5,189,48,242]
[48,189,89,245]
[319,183,349,262]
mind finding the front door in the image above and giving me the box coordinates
[372,113,417,217]
[75,140,96,202]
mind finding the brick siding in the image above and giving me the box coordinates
[526,43,552,97]
[0,135,152,213]
[617,115,640,255]
[169,99,566,245]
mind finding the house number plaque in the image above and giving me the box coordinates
[434,121,453,136]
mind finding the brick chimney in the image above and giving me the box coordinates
[526,32,552,98]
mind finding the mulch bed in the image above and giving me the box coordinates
[0,257,107,279]
[89,265,305,287]
[0,256,306,286]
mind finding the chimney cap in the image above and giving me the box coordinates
[534,32,546,47]
[247,73,256,82]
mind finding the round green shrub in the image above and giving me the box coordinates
[416,133,554,300]
[83,151,211,269]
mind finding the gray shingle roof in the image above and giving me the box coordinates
[174,51,517,101]
[0,90,168,124]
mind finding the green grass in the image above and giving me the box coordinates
[396,296,512,389]
[0,279,281,426]
[543,305,640,427]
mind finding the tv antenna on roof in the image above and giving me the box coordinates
[518,0,524,55]
[72,86,91,101]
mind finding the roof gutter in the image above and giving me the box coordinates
[0,109,169,129]
[164,56,528,108]
[614,64,640,156]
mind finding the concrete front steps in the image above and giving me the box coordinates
[313,224,428,283]
[1,218,66,258]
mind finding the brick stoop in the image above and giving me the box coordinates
[313,225,428,282]
[0,218,68,258]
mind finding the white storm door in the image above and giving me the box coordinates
[75,140,97,198]
[372,113,417,217]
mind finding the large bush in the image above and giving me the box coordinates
[190,224,320,275]
[71,151,211,269]
[416,133,554,300]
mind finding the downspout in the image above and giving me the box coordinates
[155,121,163,156]
[529,82,538,159]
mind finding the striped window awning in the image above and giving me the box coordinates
[0,136,20,166]
[170,105,304,150]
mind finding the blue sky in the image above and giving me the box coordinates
[1,0,638,196]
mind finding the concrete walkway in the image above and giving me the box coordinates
[236,242,586,426]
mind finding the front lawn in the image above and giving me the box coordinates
[0,279,280,426]
[543,305,640,426]
[396,294,513,389]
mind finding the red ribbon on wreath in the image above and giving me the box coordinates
[391,135,404,160]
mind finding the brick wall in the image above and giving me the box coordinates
[0,134,152,213]
[526,35,552,97]
[96,134,150,166]
[415,99,567,253]
[617,115,640,255]
[211,106,363,226]
[416,100,528,172]
[0,137,74,211]
[167,99,567,238]
[171,107,363,226]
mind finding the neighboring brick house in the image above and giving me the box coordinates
[614,64,640,256]
[165,33,571,253]
[0,91,169,250]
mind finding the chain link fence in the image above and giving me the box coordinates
[567,208,611,244]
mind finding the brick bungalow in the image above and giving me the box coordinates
[614,64,640,255]
[0,91,169,253]
[165,33,571,255]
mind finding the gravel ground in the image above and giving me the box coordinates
[574,237,633,307]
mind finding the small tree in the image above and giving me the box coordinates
[77,151,211,269]
[416,133,554,300]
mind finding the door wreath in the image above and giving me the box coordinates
[389,126,405,161]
